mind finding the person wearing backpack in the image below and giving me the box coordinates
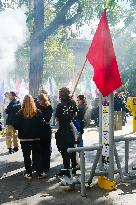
[55,87,78,177]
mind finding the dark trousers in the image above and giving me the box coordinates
[40,137,51,172]
[60,145,77,170]
[21,140,42,175]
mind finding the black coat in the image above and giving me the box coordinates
[77,104,87,121]
[6,99,21,126]
[38,104,53,140]
[14,111,42,140]
[55,99,77,149]
[76,104,87,134]
[38,104,53,123]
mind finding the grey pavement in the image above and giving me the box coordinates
[0,116,136,205]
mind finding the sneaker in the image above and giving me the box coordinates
[24,173,32,180]
[56,169,70,178]
[37,172,47,179]
[13,147,19,152]
[8,148,13,154]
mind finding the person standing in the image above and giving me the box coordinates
[55,87,78,177]
[38,94,53,173]
[5,91,21,154]
[14,95,46,180]
[76,95,87,147]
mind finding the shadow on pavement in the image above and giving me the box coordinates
[0,151,9,157]
[0,170,115,205]
[118,183,136,195]
[0,161,24,178]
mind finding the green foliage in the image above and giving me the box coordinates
[121,68,136,96]
[78,0,124,26]
[0,0,30,9]
[113,29,136,96]
[44,28,74,84]
[44,3,56,27]
[1,0,135,89]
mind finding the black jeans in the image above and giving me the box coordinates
[40,137,51,172]
[60,145,77,170]
[21,140,42,175]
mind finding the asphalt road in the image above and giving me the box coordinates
[0,116,136,205]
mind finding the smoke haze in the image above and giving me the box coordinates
[0,7,28,84]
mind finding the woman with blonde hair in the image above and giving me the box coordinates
[14,95,46,179]
[38,94,53,173]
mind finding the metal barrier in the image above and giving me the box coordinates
[114,135,136,175]
[67,144,103,197]
[66,135,136,197]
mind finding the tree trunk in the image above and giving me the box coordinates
[29,0,44,97]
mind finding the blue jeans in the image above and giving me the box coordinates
[77,133,83,147]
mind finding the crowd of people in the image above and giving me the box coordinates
[2,88,87,179]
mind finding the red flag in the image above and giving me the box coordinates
[86,10,122,97]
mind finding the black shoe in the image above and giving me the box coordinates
[8,148,13,154]
[13,147,18,152]
[37,172,47,179]
[132,167,136,170]
[56,169,70,178]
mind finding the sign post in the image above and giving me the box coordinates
[108,93,114,180]
[99,93,114,180]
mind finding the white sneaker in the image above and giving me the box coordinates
[24,173,32,180]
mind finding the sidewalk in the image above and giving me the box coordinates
[0,117,136,205]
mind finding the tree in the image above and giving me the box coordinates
[28,0,126,96]
[29,0,44,97]
[121,68,136,96]
[0,0,135,95]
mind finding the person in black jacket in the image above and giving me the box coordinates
[55,87,78,177]
[5,91,21,154]
[76,95,87,147]
[14,95,46,180]
[38,94,53,173]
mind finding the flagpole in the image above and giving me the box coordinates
[108,93,114,180]
[99,92,103,170]
[72,59,87,97]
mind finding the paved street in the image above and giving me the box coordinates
[0,117,136,205]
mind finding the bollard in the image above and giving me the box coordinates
[126,97,136,133]
[133,115,136,133]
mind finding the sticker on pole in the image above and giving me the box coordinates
[102,96,110,168]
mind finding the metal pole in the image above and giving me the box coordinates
[125,140,129,174]
[108,93,114,180]
[99,93,103,170]
[88,148,103,185]
[114,146,124,182]
[80,150,86,197]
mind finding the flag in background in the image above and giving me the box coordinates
[86,9,122,96]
